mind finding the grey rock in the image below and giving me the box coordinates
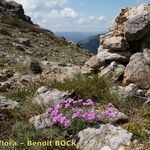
[81,55,103,74]
[141,36,150,63]
[97,45,131,63]
[102,36,129,51]
[110,83,144,98]
[77,124,132,150]
[29,113,51,130]
[18,38,31,46]
[99,61,125,82]
[33,86,73,106]
[0,6,6,13]
[123,53,150,89]
[0,69,14,82]
[124,4,150,41]
[0,95,19,110]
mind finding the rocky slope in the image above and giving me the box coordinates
[0,0,91,68]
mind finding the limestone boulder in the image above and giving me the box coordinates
[110,83,144,98]
[77,124,132,150]
[123,53,150,89]
[124,4,150,41]
[29,113,51,130]
[33,86,74,106]
[99,61,125,82]
[81,55,103,74]
[102,36,129,51]
[97,45,131,63]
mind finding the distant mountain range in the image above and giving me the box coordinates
[77,34,103,54]
[55,32,106,53]
[55,32,100,43]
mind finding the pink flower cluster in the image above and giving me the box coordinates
[72,109,100,122]
[46,98,117,128]
[104,103,117,118]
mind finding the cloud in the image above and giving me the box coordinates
[60,8,78,18]
[7,0,108,32]
[77,16,106,25]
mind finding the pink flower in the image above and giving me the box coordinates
[59,116,67,124]
[55,103,63,110]
[73,101,78,104]
[83,99,94,106]
[52,116,59,124]
[82,112,97,122]
[77,99,83,103]
[46,107,53,114]
[50,109,60,117]
[63,119,71,128]
[72,109,84,118]
[105,107,116,118]
[64,103,71,108]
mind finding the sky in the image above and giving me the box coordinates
[7,0,150,32]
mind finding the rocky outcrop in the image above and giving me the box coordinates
[0,0,32,23]
[82,3,150,91]
[123,53,150,89]
[77,124,133,150]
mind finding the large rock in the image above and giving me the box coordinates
[51,63,80,80]
[81,55,103,74]
[29,113,51,130]
[33,86,73,106]
[102,36,129,51]
[123,53,150,89]
[141,36,150,63]
[0,95,19,110]
[77,124,132,150]
[124,4,150,41]
[99,61,125,82]
[97,45,131,63]
[110,83,144,98]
